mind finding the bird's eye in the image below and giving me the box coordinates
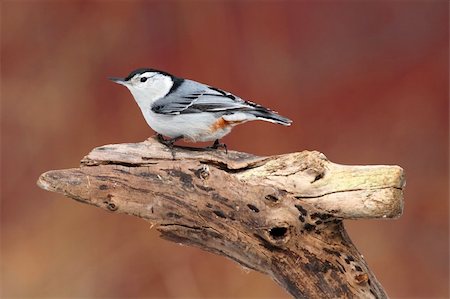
[140,77,147,82]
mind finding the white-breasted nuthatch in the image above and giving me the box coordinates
[110,68,292,150]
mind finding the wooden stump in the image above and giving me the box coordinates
[37,137,405,298]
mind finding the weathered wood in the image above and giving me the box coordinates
[37,137,405,298]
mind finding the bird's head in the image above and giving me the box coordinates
[109,68,175,105]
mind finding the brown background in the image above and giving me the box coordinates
[2,1,448,298]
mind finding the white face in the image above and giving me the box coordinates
[119,71,174,107]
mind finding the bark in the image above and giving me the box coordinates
[37,137,405,298]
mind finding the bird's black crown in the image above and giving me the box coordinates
[124,68,174,81]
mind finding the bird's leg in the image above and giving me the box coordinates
[209,139,228,154]
[156,134,183,148]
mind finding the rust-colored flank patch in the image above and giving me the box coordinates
[210,118,243,132]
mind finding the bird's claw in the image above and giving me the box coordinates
[209,139,228,154]
[156,134,182,148]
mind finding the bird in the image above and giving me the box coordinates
[109,68,292,151]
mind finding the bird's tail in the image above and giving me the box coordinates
[250,109,292,126]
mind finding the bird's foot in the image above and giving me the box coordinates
[156,134,183,148]
[208,139,228,154]
[156,134,184,159]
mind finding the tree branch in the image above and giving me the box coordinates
[37,137,404,298]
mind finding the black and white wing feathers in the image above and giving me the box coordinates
[151,79,292,126]
[152,80,246,114]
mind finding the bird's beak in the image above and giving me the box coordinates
[108,77,127,86]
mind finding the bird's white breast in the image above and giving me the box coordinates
[141,109,232,142]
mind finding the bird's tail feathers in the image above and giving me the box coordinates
[250,110,292,126]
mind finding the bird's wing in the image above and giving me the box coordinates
[151,82,252,115]
[151,80,292,126]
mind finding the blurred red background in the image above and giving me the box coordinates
[1,1,448,298]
